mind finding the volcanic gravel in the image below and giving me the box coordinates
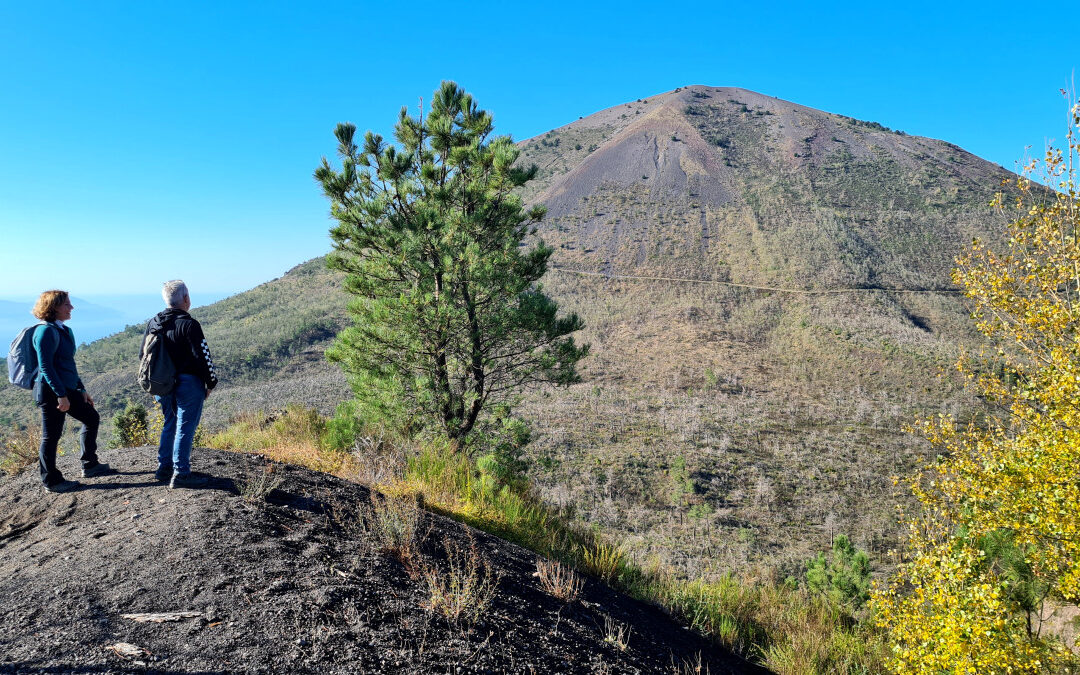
[0,447,766,674]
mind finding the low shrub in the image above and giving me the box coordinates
[237,462,283,503]
[0,425,39,475]
[109,401,151,448]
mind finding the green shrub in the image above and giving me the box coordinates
[110,401,150,448]
[805,534,871,609]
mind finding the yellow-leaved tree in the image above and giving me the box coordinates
[873,92,1080,673]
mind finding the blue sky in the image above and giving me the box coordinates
[0,0,1074,297]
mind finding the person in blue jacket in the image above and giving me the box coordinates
[31,290,113,492]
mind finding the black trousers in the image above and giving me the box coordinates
[36,386,100,486]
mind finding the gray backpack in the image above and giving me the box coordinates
[7,322,55,389]
[137,328,176,396]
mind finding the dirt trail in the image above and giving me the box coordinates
[0,447,766,674]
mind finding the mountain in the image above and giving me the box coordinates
[510,86,1004,575]
[519,85,1006,285]
[0,86,1011,577]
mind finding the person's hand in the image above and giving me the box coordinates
[57,396,70,412]
[85,392,95,407]
[204,389,210,401]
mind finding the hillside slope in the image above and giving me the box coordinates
[0,447,760,674]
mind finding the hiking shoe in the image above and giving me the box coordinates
[169,473,208,489]
[44,480,80,493]
[154,466,173,482]
[81,463,115,478]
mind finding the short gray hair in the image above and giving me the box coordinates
[162,280,189,308]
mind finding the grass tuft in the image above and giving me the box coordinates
[536,557,584,603]
[365,491,426,576]
[207,405,357,477]
[421,535,501,625]
[0,425,39,475]
[237,462,283,503]
[602,613,632,652]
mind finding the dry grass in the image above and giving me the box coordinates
[365,491,427,576]
[238,462,284,503]
[657,573,885,673]
[206,405,360,477]
[669,652,709,675]
[535,558,584,603]
[0,424,39,475]
[421,535,501,625]
[350,431,406,487]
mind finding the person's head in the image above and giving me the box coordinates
[31,290,72,322]
[162,280,190,310]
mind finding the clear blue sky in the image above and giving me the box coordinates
[0,0,1074,296]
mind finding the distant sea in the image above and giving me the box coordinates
[1,293,230,357]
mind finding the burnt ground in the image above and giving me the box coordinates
[0,447,768,674]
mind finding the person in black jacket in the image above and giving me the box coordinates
[144,280,217,489]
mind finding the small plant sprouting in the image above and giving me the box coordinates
[535,558,584,603]
[602,614,631,652]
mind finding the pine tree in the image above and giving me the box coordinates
[315,82,588,440]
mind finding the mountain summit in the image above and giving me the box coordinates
[519,85,1008,290]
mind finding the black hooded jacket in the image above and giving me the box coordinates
[143,308,218,391]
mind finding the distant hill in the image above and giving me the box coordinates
[0,259,350,430]
[0,86,1011,577]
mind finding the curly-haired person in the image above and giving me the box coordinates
[31,290,113,493]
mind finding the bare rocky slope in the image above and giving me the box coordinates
[0,447,764,674]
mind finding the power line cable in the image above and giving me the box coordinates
[547,265,966,295]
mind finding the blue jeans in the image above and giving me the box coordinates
[155,374,205,476]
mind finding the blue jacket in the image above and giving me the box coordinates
[32,322,84,398]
